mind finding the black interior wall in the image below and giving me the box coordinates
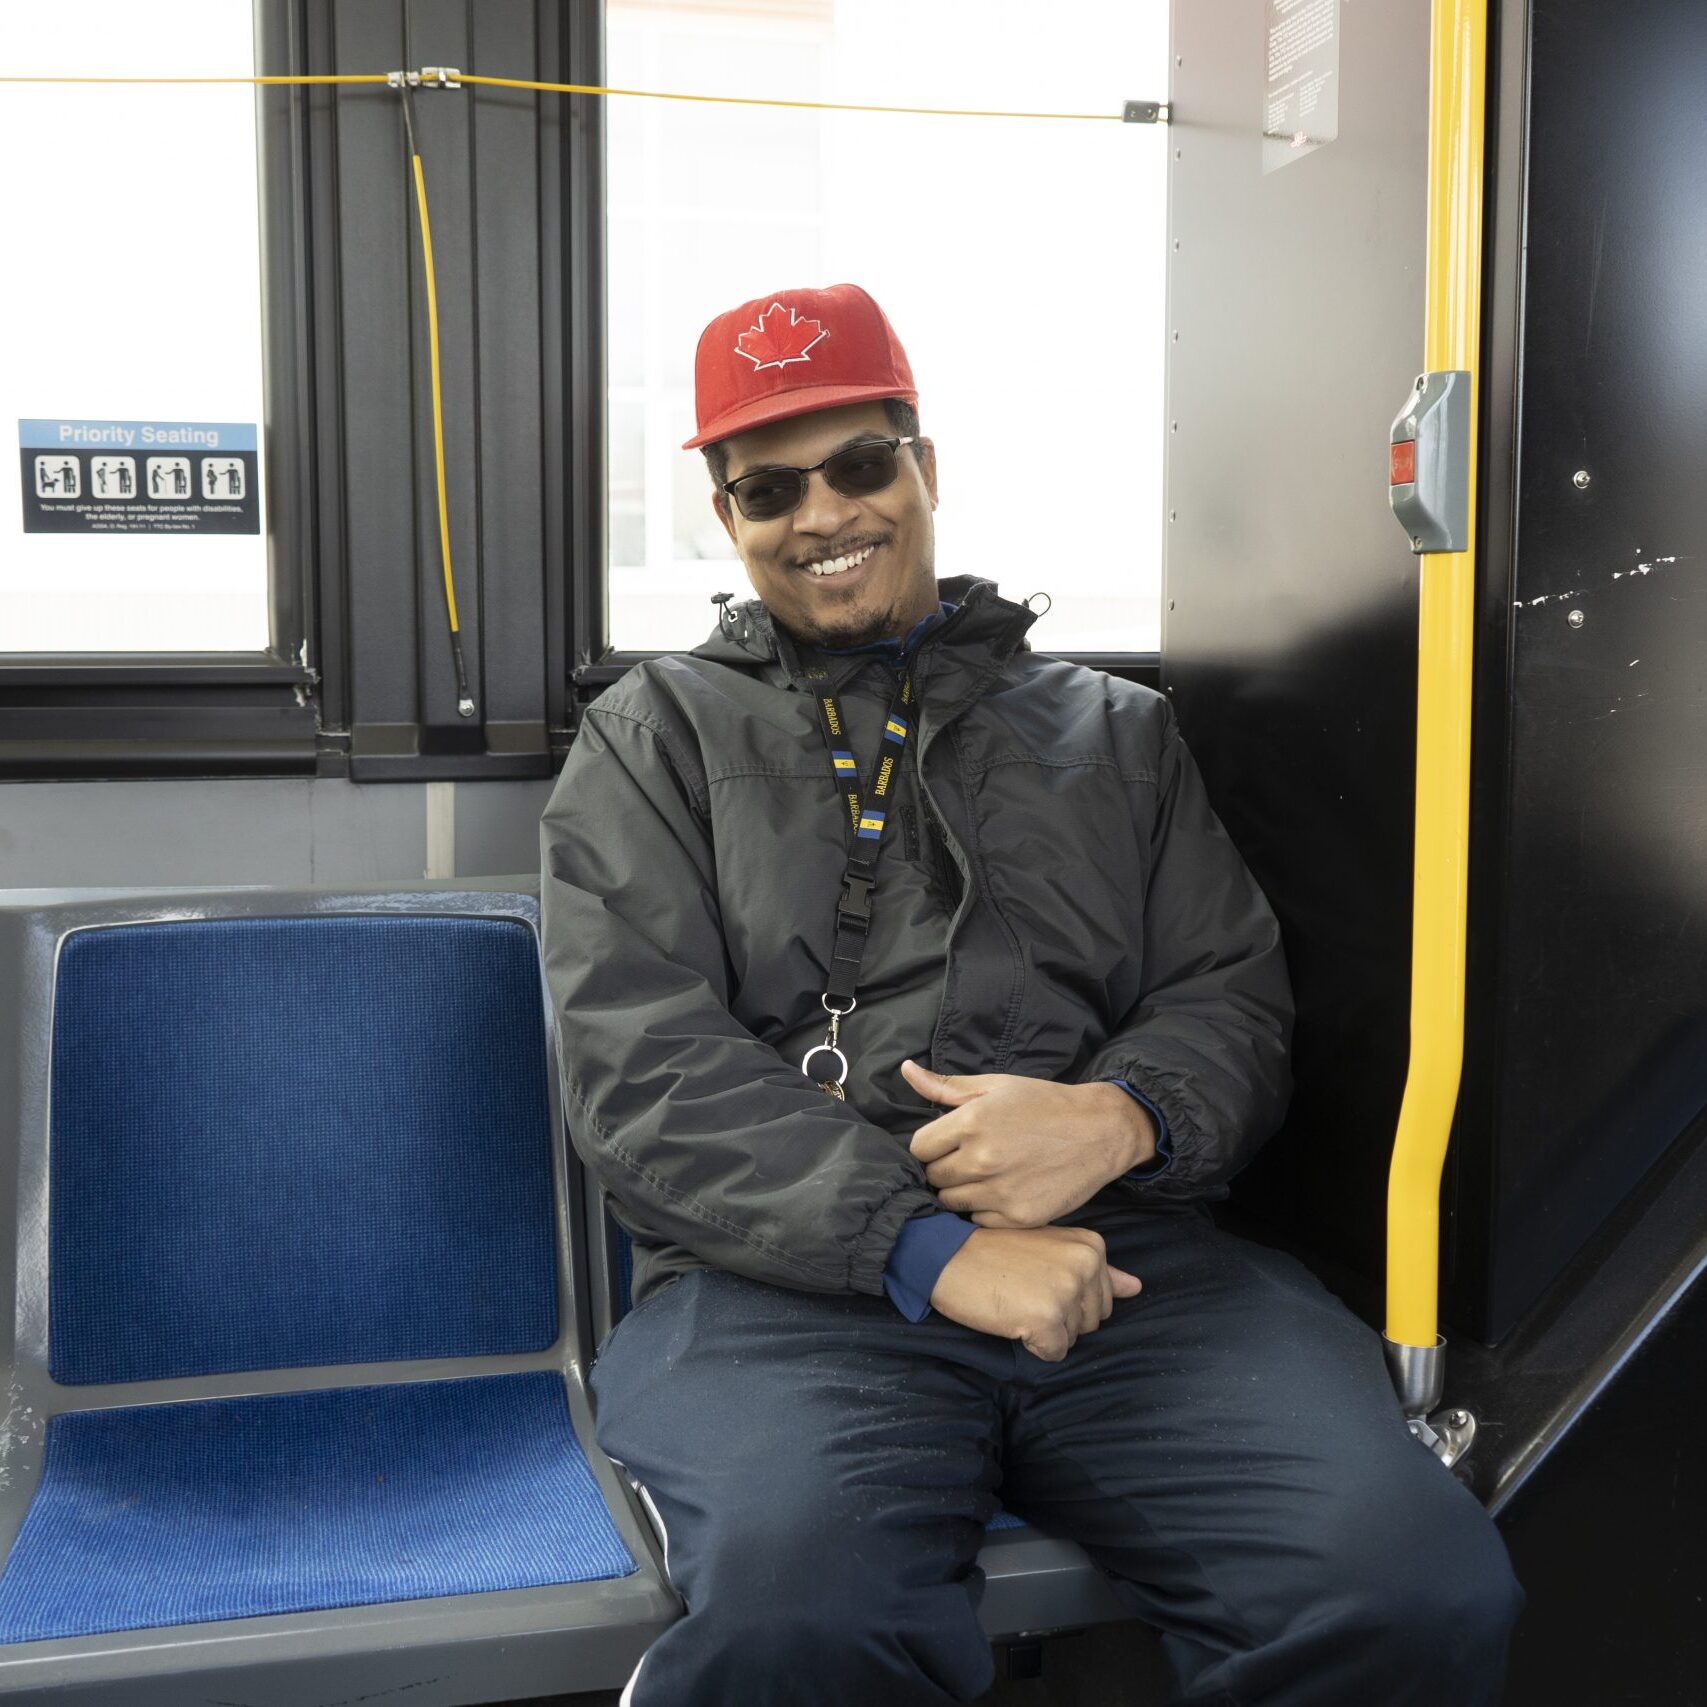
[1167,0,1707,1346]
[1460,0,1707,1343]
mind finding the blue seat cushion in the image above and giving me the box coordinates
[49,914,559,1385]
[0,1372,636,1644]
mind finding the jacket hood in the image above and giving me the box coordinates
[688,574,1041,691]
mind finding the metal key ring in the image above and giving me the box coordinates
[801,1044,849,1085]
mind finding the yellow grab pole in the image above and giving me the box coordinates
[1383,0,1488,1403]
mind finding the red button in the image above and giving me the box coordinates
[1390,440,1417,486]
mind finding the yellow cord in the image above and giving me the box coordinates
[0,74,390,84]
[456,72,1130,121]
[0,71,1144,122]
[410,150,458,638]
[0,65,1159,707]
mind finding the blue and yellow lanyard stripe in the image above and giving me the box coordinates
[805,667,919,1073]
[816,674,915,849]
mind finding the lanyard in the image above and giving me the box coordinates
[801,667,917,1099]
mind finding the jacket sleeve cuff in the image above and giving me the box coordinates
[882,1212,977,1321]
[1110,1078,1175,1181]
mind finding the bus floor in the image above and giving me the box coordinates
[510,1618,1172,1705]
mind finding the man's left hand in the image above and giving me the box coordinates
[901,1060,1157,1228]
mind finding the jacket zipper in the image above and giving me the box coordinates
[918,787,966,912]
[901,800,920,864]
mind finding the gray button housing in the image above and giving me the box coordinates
[1389,369,1471,553]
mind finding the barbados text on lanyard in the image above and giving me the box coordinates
[800,668,917,1099]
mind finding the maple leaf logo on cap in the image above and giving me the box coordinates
[734,301,829,373]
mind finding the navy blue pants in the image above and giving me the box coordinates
[589,1202,1523,1705]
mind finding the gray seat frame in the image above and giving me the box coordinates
[0,876,1133,1704]
[0,881,676,1706]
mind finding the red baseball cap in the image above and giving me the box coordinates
[681,282,918,451]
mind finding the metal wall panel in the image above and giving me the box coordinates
[333,3,421,752]
[471,2,549,743]
[1164,0,1432,1289]
[0,778,551,889]
[1480,0,1707,1338]
[321,0,559,778]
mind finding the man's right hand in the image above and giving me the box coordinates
[927,1226,1142,1362]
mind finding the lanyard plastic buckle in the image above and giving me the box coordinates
[837,873,875,932]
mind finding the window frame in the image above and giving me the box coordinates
[0,0,1158,785]
[0,0,320,780]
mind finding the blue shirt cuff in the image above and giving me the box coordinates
[882,1212,977,1321]
[1110,1078,1174,1181]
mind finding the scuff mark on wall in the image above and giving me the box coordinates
[1515,588,1586,607]
[1613,554,1680,580]
[1513,552,1691,611]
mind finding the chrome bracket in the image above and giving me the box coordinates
[387,67,463,90]
[1405,1405,1478,1468]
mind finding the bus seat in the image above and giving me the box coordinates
[0,885,675,1707]
[586,1208,1135,1640]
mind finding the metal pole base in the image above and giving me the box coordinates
[1382,1334,1477,1468]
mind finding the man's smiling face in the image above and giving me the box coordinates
[711,400,940,651]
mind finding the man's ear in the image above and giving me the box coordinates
[916,437,938,510]
[712,488,737,544]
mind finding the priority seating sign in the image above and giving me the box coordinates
[19,419,260,535]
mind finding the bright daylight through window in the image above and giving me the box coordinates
[0,4,270,652]
[606,0,1170,655]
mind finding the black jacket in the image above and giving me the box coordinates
[540,574,1293,1309]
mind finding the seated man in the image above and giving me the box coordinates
[540,282,1522,1706]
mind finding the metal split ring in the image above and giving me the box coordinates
[800,1044,849,1086]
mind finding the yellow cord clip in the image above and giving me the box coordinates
[385,68,461,92]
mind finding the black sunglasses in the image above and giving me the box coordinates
[720,436,917,522]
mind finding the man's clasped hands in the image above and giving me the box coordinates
[897,1059,1152,1362]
